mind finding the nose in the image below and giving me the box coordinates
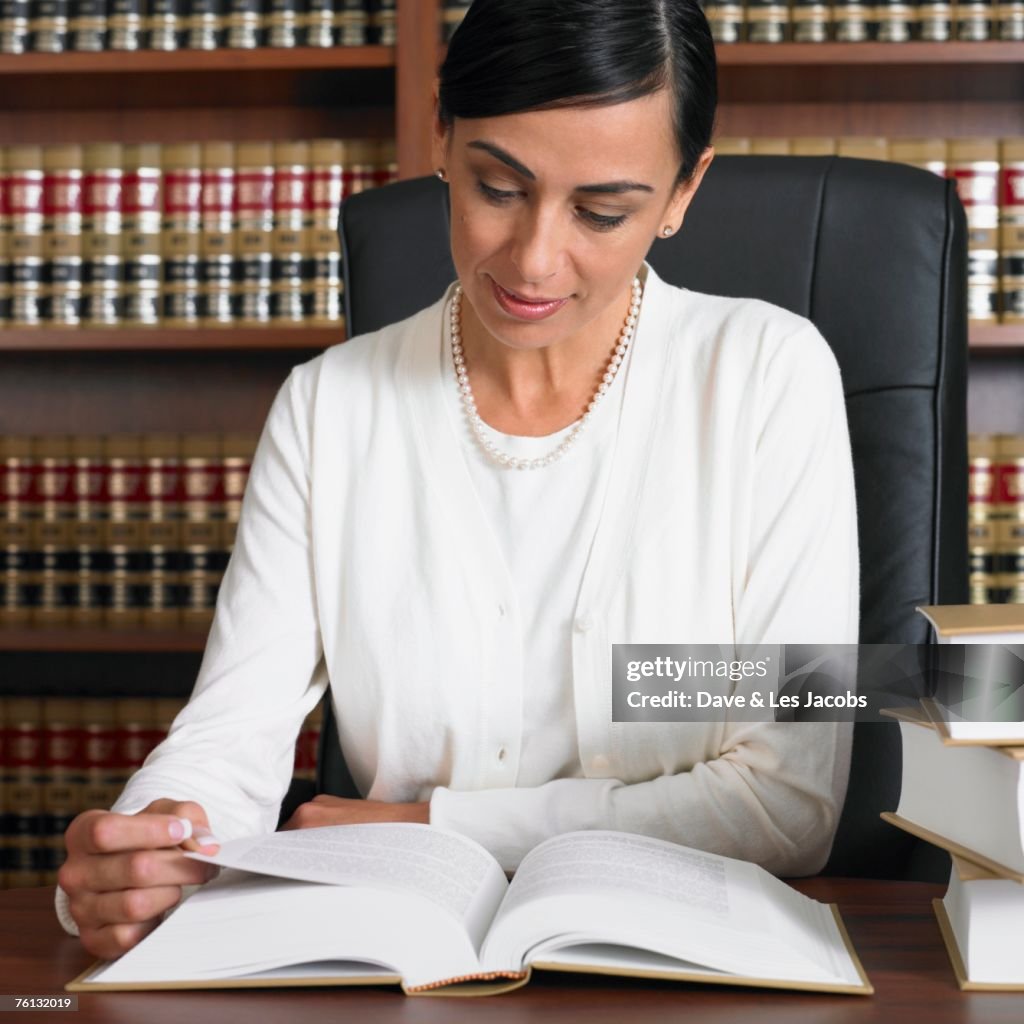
[508,204,566,286]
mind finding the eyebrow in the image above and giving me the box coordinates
[467,140,655,195]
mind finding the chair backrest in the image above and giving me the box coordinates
[320,156,969,878]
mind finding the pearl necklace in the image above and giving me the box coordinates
[449,276,643,469]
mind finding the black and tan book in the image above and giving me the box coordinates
[271,140,309,323]
[67,825,872,996]
[186,0,225,49]
[950,138,1001,324]
[162,142,203,327]
[791,0,830,41]
[832,0,871,40]
[1,0,32,52]
[115,698,153,795]
[1001,139,1024,323]
[307,138,344,327]
[933,853,1024,990]
[4,697,44,889]
[994,433,1024,518]
[1,436,35,625]
[226,0,260,47]
[304,0,332,46]
[336,0,367,45]
[82,142,123,327]
[141,434,181,629]
[366,0,393,43]
[998,0,1024,39]
[1001,518,1024,604]
[266,0,301,46]
[745,0,789,41]
[873,0,917,40]
[955,0,993,38]
[201,141,236,327]
[43,144,84,326]
[80,698,120,814]
[103,435,147,628]
[31,435,75,627]
[180,433,223,630]
[343,138,376,197]
[221,432,254,556]
[41,697,82,886]
[69,0,107,49]
[882,709,1024,879]
[0,148,9,325]
[30,0,70,51]
[108,0,142,49]
[235,141,275,325]
[8,145,45,327]
[70,434,106,627]
[122,143,163,327]
[918,0,952,38]
[148,0,184,49]
[702,0,744,43]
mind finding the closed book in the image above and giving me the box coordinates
[180,434,223,630]
[918,0,952,38]
[43,145,84,327]
[0,0,31,53]
[31,435,75,627]
[744,0,790,41]
[70,435,107,627]
[873,0,918,40]
[69,0,107,49]
[148,0,185,49]
[701,0,745,43]
[307,139,344,327]
[234,141,275,324]
[123,144,163,327]
[226,0,261,47]
[162,143,202,327]
[1000,139,1024,323]
[221,433,255,555]
[832,0,872,40]
[8,146,46,328]
[366,0,392,43]
[3,698,45,889]
[994,433,1024,518]
[108,0,142,47]
[82,143,124,327]
[1,436,35,626]
[41,698,82,886]
[115,698,153,795]
[998,0,1024,37]
[201,141,236,327]
[265,0,300,46]
[304,0,331,46]
[0,149,9,325]
[271,140,309,324]
[186,0,225,49]
[934,854,1024,989]
[30,0,69,51]
[335,0,366,44]
[997,519,1024,604]
[791,0,831,41]
[80,698,120,813]
[342,138,376,197]
[103,435,147,628]
[68,825,872,995]
[375,138,397,188]
[950,139,1001,324]
[141,434,181,629]
[955,0,994,38]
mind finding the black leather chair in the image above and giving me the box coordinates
[316,156,969,879]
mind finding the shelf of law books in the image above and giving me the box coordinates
[0,693,323,889]
[0,137,398,341]
[968,434,1024,603]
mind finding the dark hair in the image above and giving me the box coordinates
[438,0,717,187]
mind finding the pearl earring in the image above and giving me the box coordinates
[436,168,447,182]
[662,225,674,237]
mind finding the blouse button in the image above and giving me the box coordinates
[574,615,594,633]
[497,747,507,762]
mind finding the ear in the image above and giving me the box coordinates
[431,80,451,174]
[664,146,715,230]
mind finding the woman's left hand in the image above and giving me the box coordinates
[281,795,430,830]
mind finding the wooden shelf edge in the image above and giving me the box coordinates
[715,41,1024,66]
[0,326,345,352]
[0,628,208,653]
[0,46,395,76]
[970,324,1024,350]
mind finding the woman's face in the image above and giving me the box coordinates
[433,89,713,355]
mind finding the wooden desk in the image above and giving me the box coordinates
[2,878,1022,1023]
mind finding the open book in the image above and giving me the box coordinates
[67,824,871,996]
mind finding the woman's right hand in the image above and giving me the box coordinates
[58,799,221,959]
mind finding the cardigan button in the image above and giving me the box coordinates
[574,615,594,633]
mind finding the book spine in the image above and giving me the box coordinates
[0,150,9,327]
[9,146,46,328]
[744,0,790,40]
[69,0,106,50]
[1,438,36,627]
[307,139,344,327]
[108,0,142,48]
[104,435,147,628]
[271,140,310,323]
[1001,517,1024,602]
[4,698,45,888]
[82,143,124,327]
[201,141,236,327]
[998,0,1024,38]
[81,698,119,813]
[266,0,303,47]
[995,434,1024,520]
[235,142,275,324]
[832,0,872,38]
[955,0,994,37]
[791,0,831,41]
[918,0,952,38]
[141,434,181,629]
[30,0,69,51]
[366,0,393,43]
[221,433,254,557]
[873,0,918,40]
[186,0,225,49]
[148,0,185,49]
[375,138,397,188]
[71,435,107,627]
[41,698,81,886]
[181,434,223,630]
[343,138,376,198]
[226,0,261,47]
[1000,140,1024,323]
[116,698,153,796]
[162,143,203,327]
[304,0,331,46]
[0,0,32,52]
[336,0,367,45]
[31,436,75,627]
[949,139,1001,324]
[440,0,471,43]
[43,144,84,328]
[122,143,163,327]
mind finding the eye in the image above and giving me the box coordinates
[577,208,628,232]
[477,180,520,204]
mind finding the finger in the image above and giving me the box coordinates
[68,810,201,857]
[79,919,162,961]
[62,848,220,895]
[73,885,184,931]
[146,800,221,853]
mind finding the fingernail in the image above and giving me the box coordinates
[169,817,193,842]
[195,832,220,848]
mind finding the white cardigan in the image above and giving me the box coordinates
[106,265,859,879]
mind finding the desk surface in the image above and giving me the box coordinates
[1,878,1022,1023]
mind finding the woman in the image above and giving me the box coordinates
[57,0,858,958]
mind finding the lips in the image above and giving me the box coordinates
[489,277,569,322]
